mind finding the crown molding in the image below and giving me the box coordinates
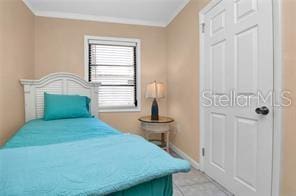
[23,0,37,15]
[22,0,190,27]
[165,0,191,26]
[33,10,167,27]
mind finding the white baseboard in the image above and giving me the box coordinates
[169,143,200,170]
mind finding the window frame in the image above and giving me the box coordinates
[84,35,141,113]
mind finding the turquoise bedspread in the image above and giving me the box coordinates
[0,118,190,196]
[4,118,119,148]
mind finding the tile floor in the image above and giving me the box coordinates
[173,168,233,196]
[170,150,233,196]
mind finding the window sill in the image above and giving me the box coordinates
[99,107,141,113]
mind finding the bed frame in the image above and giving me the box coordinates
[20,72,99,122]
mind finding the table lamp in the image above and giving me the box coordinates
[145,81,165,120]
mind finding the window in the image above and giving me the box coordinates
[85,36,141,112]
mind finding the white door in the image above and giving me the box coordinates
[202,0,273,195]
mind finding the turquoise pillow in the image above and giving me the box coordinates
[44,93,92,121]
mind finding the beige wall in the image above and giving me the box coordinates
[34,17,168,135]
[166,0,209,161]
[0,0,35,145]
[282,0,296,195]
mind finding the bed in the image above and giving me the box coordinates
[0,73,190,196]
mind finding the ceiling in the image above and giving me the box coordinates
[23,0,190,27]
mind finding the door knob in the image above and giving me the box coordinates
[255,106,269,115]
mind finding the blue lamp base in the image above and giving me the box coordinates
[151,98,159,120]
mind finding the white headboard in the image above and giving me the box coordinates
[20,72,99,122]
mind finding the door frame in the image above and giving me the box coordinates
[198,0,283,195]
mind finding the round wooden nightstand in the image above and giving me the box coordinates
[138,116,174,152]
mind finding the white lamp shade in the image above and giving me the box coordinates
[145,81,165,98]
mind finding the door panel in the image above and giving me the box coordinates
[203,0,273,195]
[211,40,226,93]
[210,10,226,36]
[234,0,257,23]
[235,25,258,93]
[234,117,258,190]
[210,112,226,171]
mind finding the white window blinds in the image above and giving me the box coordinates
[88,39,138,110]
